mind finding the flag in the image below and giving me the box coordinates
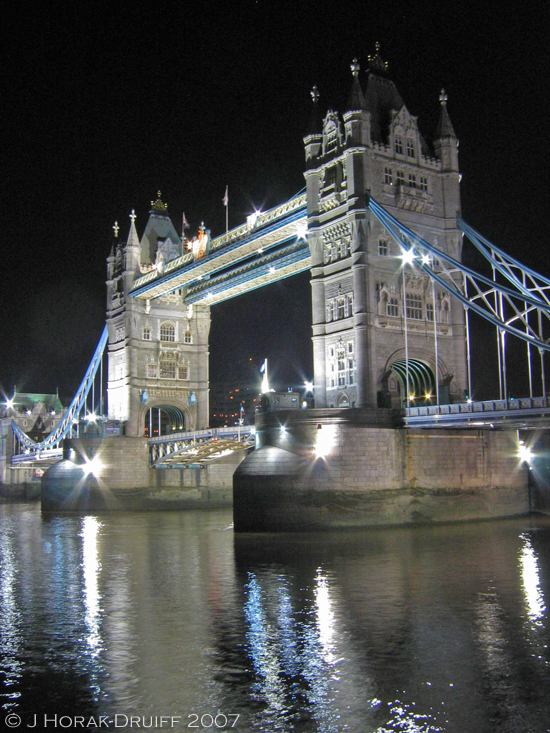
[223,186,228,207]
[182,212,189,230]
[261,359,269,394]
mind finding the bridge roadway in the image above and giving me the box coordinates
[130,194,308,305]
[11,399,550,470]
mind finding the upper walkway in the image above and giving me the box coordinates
[130,194,308,305]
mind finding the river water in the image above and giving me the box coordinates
[1,504,549,733]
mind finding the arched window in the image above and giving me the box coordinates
[160,322,175,342]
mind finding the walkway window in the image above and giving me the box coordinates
[406,293,423,320]
[160,323,175,342]
[160,360,176,379]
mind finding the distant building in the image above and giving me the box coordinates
[0,392,64,487]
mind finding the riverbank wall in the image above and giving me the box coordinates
[233,408,529,531]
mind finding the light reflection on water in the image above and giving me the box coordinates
[0,505,549,732]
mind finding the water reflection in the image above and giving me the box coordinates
[81,516,102,657]
[520,533,546,625]
[1,506,550,732]
[0,517,23,708]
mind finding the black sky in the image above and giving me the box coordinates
[2,2,549,401]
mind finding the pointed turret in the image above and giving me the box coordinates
[434,89,459,172]
[304,86,323,166]
[435,88,457,140]
[124,209,142,276]
[343,58,371,148]
[346,58,367,113]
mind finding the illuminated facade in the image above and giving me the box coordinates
[106,195,210,436]
[304,47,467,408]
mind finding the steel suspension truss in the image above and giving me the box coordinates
[369,199,550,352]
[369,197,550,401]
[12,326,108,455]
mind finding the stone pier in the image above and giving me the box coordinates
[233,409,529,531]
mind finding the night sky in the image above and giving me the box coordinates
[2,2,548,403]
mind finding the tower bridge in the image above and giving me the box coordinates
[6,45,550,525]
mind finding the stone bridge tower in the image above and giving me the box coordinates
[106,194,210,436]
[304,46,466,408]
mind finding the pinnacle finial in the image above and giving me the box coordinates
[350,58,360,77]
[439,88,448,106]
[130,209,136,223]
[113,221,119,238]
[310,85,320,104]
[367,41,388,72]
[151,191,168,212]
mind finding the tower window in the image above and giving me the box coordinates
[160,323,175,342]
[407,140,415,157]
[426,302,434,321]
[184,331,192,344]
[337,299,345,320]
[160,360,176,379]
[147,364,157,378]
[387,297,399,317]
[384,167,393,185]
[397,170,405,186]
[420,176,428,193]
[178,366,189,380]
[408,174,416,189]
[406,293,423,320]
[325,166,337,187]
[143,327,151,340]
[378,238,389,256]
[395,138,403,155]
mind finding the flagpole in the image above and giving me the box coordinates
[224,186,229,235]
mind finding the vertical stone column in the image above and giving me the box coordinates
[311,275,326,407]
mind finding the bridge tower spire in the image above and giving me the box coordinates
[304,45,467,409]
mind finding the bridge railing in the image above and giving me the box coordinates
[406,396,550,418]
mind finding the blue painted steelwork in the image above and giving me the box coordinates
[12,326,108,453]
[130,204,307,299]
[186,241,310,304]
[369,198,550,351]
[458,218,550,306]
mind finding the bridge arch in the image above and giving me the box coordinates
[142,402,192,437]
[380,351,448,407]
